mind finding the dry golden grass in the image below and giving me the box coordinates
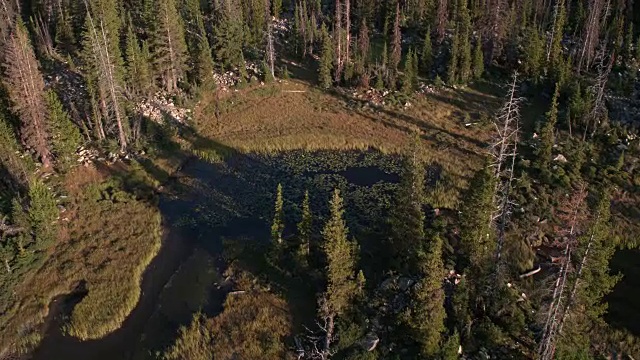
[195,80,501,203]
[0,163,161,353]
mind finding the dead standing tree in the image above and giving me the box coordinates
[3,20,52,168]
[489,72,522,286]
[583,45,614,140]
[264,0,275,78]
[82,0,128,151]
[577,0,611,71]
[537,184,589,360]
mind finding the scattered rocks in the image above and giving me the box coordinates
[136,92,191,124]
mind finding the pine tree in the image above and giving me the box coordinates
[212,0,245,69]
[458,163,496,274]
[45,90,82,170]
[389,1,402,88]
[536,86,559,173]
[389,135,425,273]
[472,35,484,79]
[182,0,215,87]
[152,0,189,92]
[27,179,58,248]
[2,20,52,167]
[322,189,360,317]
[403,230,446,357]
[297,190,312,265]
[0,112,31,186]
[458,0,472,83]
[440,332,461,360]
[272,0,282,18]
[421,26,433,75]
[271,183,284,246]
[447,27,460,84]
[319,24,334,89]
[124,17,153,98]
[547,0,566,68]
[523,27,543,79]
[81,0,129,150]
[318,189,361,358]
[54,3,76,54]
[402,49,417,94]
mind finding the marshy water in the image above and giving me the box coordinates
[31,150,403,359]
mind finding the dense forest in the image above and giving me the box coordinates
[1,0,640,359]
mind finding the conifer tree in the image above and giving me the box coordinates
[547,0,566,68]
[447,27,460,84]
[0,112,30,186]
[536,86,559,173]
[45,90,82,170]
[458,0,472,83]
[421,26,433,75]
[403,231,446,358]
[152,0,189,92]
[319,24,334,89]
[212,0,245,69]
[458,163,496,274]
[271,183,284,246]
[389,1,402,88]
[54,3,76,54]
[389,135,425,273]
[28,179,58,248]
[81,0,129,150]
[2,20,52,167]
[125,17,153,98]
[472,35,484,79]
[319,189,361,357]
[181,0,215,87]
[297,190,312,264]
[272,0,282,18]
[402,49,417,94]
[523,27,544,79]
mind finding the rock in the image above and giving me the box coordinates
[553,154,568,163]
[361,333,380,352]
[398,277,414,292]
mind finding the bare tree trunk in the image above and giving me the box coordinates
[265,0,275,78]
[334,0,343,82]
[436,0,447,43]
[583,47,613,140]
[344,0,350,66]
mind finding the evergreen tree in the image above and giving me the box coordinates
[447,27,460,84]
[536,86,559,174]
[458,1,472,83]
[54,4,76,54]
[389,1,402,87]
[458,163,496,274]
[319,24,334,89]
[440,332,461,360]
[0,112,31,186]
[212,0,245,69]
[272,0,282,18]
[181,0,216,87]
[2,20,52,167]
[523,27,544,79]
[389,135,425,273]
[262,61,275,83]
[124,17,153,98]
[322,189,361,317]
[271,183,284,246]
[81,0,129,150]
[45,90,82,170]
[402,49,417,94]
[472,35,484,80]
[403,230,446,357]
[297,190,312,262]
[152,0,189,92]
[421,26,433,75]
[27,179,58,248]
[548,0,566,69]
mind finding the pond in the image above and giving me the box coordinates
[31,149,403,359]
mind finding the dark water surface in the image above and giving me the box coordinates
[31,150,402,359]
